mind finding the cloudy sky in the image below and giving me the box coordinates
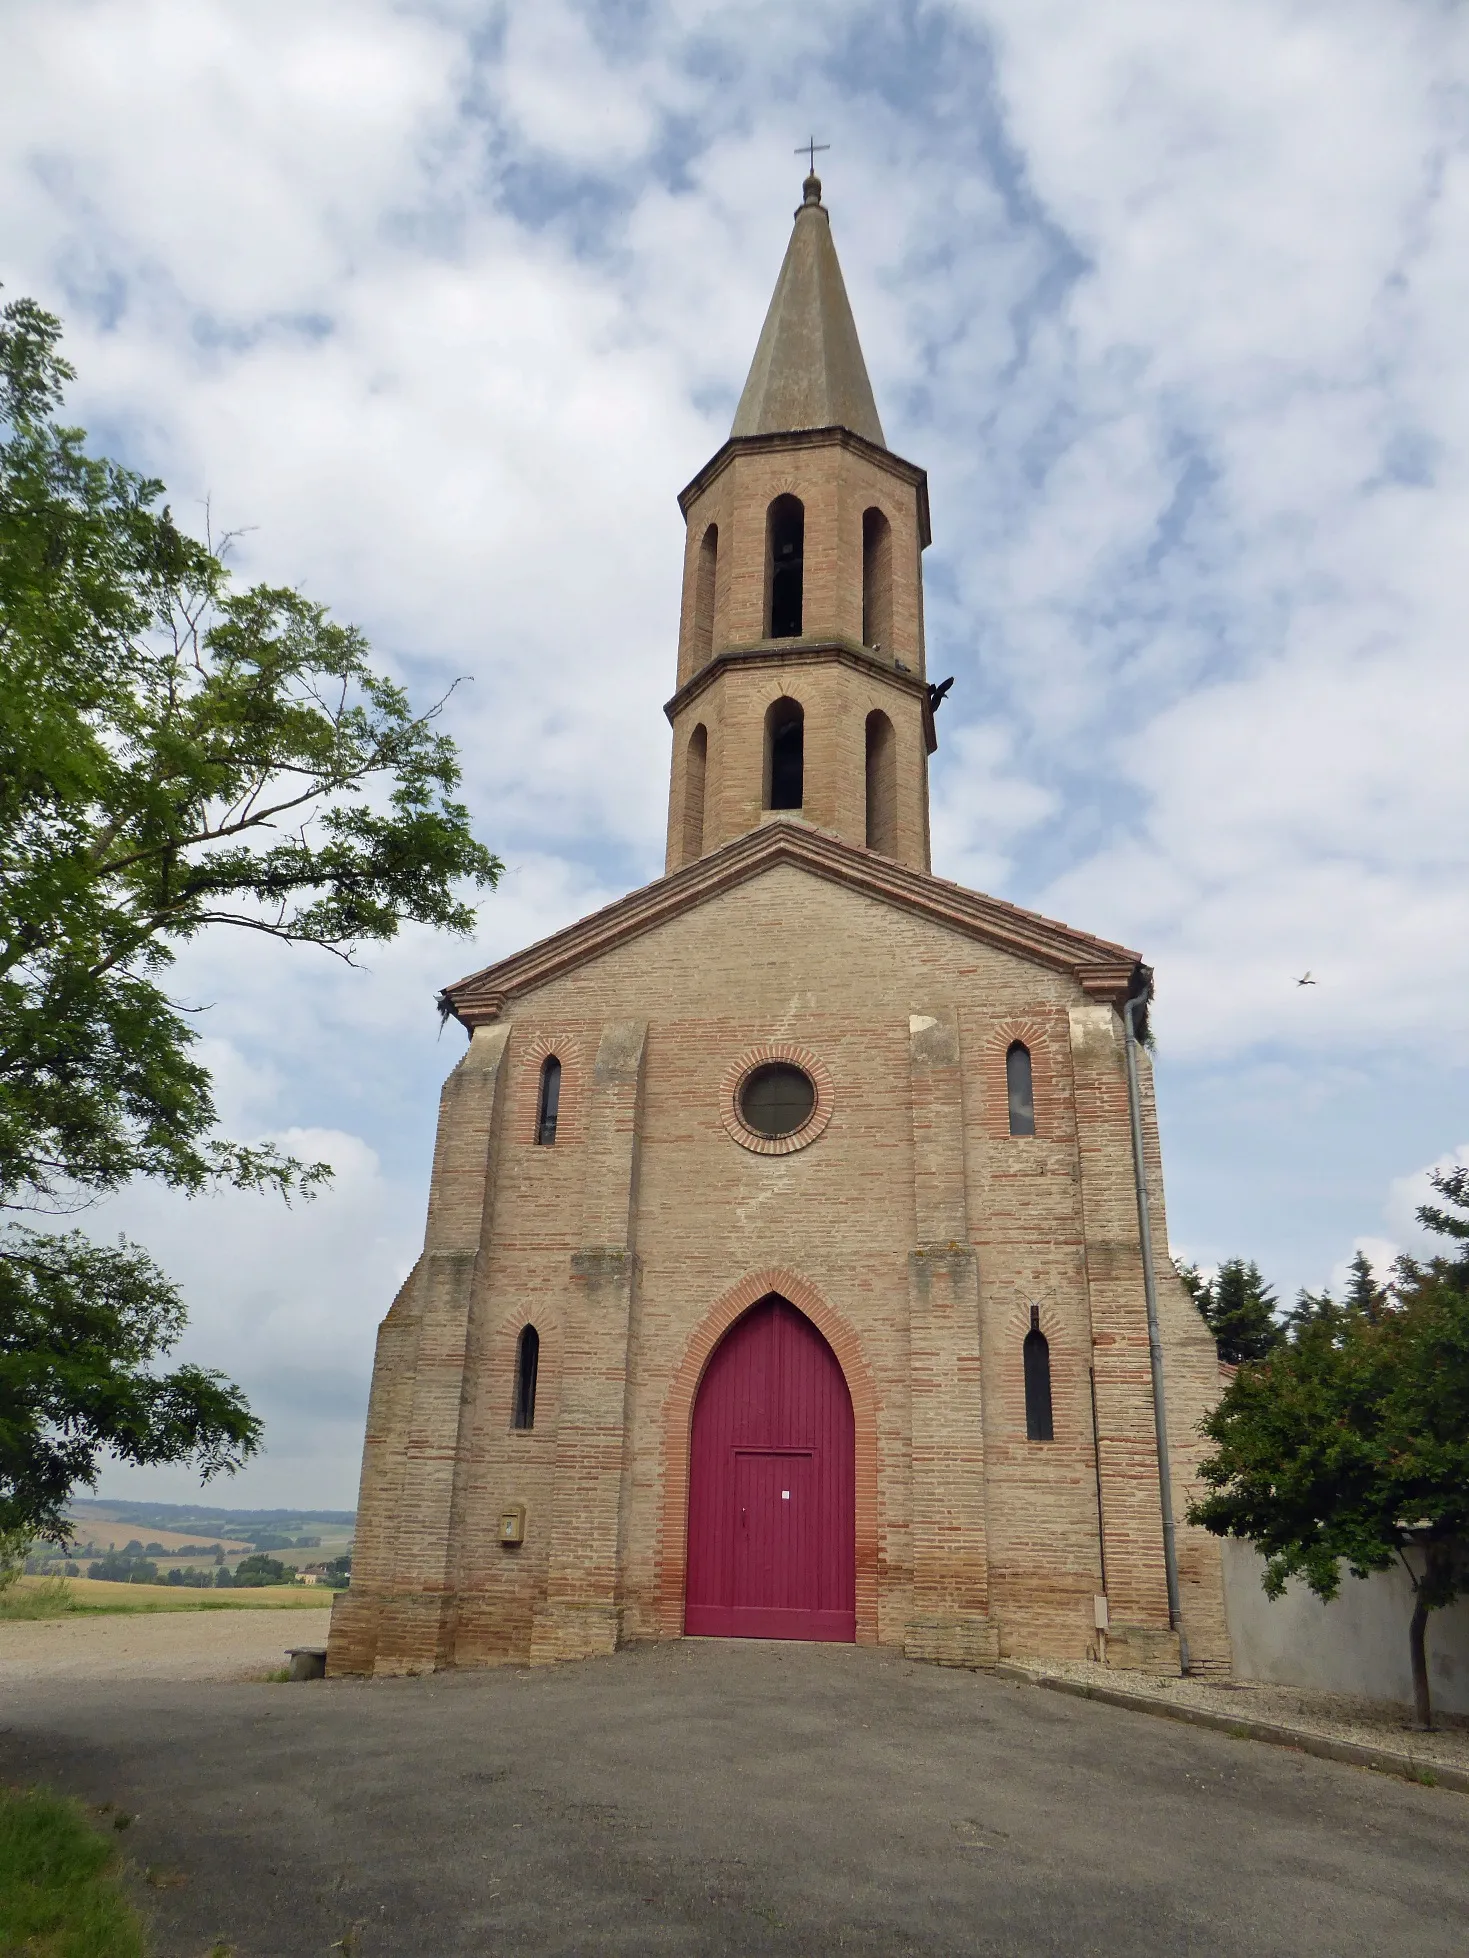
[4,0,1467,1508]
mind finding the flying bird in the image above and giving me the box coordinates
[1294,972,1317,987]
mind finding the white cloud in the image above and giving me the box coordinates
[3,0,1465,1501]
[90,1126,417,1509]
[1384,1143,1469,1251]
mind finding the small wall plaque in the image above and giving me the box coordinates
[499,1504,526,1547]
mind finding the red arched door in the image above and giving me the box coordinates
[685,1295,855,1642]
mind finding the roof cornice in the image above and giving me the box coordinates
[663,639,937,751]
[678,428,931,550]
[439,821,1142,1028]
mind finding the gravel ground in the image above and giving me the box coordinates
[0,1606,333,1684]
[1019,1658,1469,1770]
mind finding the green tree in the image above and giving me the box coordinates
[232,1552,288,1587]
[1179,1257,1283,1363]
[87,1550,158,1584]
[1189,1167,1469,1727]
[1343,1249,1388,1319]
[1,295,501,1539]
[0,1524,30,1591]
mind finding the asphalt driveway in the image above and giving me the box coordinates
[2,1638,1465,1956]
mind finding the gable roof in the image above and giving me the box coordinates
[440,819,1143,1027]
[730,178,885,449]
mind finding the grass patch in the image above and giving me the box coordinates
[0,1784,146,1957]
[0,1578,74,1622]
[0,1576,334,1621]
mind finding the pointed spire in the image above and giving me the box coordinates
[731,174,886,449]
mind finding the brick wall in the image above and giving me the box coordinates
[665,657,931,873]
[336,863,1228,1677]
[676,436,926,684]
[665,428,934,879]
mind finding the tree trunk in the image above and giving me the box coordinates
[1408,1583,1432,1731]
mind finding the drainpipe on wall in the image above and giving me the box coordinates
[1121,979,1191,1675]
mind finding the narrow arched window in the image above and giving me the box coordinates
[865,709,897,855]
[766,495,804,638]
[512,1324,540,1430]
[862,507,893,651]
[764,697,804,810]
[683,723,707,864]
[535,1055,561,1146]
[692,524,718,666]
[1006,1040,1035,1137]
[1024,1309,1053,1442]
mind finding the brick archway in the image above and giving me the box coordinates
[656,1268,879,1643]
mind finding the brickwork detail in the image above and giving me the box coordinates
[509,1029,586,1147]
[979,1015,1063,1140]
[904,1007,996,1667]
[529,1019,648,1665]
[664,428,934,877]
[719,1041,834,1155]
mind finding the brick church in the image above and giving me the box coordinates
[328,172,1230,1679]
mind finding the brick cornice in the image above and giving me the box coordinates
[664,639,934,744]
[677,426,931,548]
[439,821,1144,1027]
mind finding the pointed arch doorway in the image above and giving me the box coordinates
[684,1294,856,1641]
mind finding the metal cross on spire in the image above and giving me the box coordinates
[796,136,830,175]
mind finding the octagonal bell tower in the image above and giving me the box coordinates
[664,171,937,876]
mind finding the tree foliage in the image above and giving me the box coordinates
[233,1552,290,1587]
[1188,1168,1469,1725]
[0,295,501,1537]
[0,1230,260,1542]
[1179,1257,1283,1364]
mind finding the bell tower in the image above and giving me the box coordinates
[664,171,936,875]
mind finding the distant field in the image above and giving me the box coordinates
[60,1522,254,1554]
[5,1576,336,1618]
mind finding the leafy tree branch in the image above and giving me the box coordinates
[1188,1169,1469,1728]
[0,293,501,1532]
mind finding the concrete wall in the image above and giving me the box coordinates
[1221,1537,1469,1716]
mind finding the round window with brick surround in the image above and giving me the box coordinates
[740,1063,815,1137]
[722,1045,834,1156]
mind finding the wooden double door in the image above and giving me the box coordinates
[684,1295,856,1642]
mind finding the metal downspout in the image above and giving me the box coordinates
[1122,985,1191,1674]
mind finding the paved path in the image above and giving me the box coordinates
[0,1607,332,1684]
[2,1639,1466,1956]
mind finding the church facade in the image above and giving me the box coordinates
[327,175,1231,1680]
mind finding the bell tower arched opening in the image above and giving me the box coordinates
[861,506,892,651]
[684,1294,856,1642]
[764,697,804,811]
[766,495,804,638]
[692,523,718,667]
[682,723,707,864]
[864,709,897,855]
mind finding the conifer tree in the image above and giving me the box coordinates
[1343,1249,1387,1320]
[1193,1259,1283,1364]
